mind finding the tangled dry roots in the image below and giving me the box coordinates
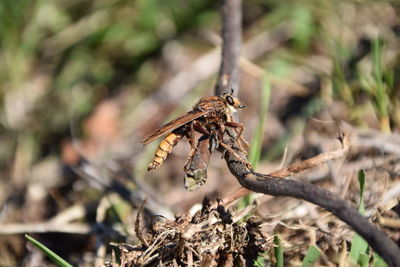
[116,198,269,266]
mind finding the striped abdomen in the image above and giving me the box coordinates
[148,132,184,171]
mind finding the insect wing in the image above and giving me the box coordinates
[142,110,208,145]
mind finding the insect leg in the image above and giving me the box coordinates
[192,121,211,136]
[183,135,210,191]
[217,126,227,159]
[184,120,216,171]
[219,142,252,169]
[225,121,249,146]
[214,120,251,167]
[194,120,226,152]
[224,121,249,154]
[184,123,199,170]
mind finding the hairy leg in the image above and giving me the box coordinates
[224,121,249,154]
[184,123,198,170]
[219,142,252,169]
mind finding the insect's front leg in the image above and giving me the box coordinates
[215,121,252,169]
[225,121,248,146]
[193,120,224,152]
[184,123,198,171]
[224,121,249,155]
[219,142,252,169]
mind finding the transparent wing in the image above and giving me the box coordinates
[142,110,208,145]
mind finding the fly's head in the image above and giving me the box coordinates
[222,89,246,115]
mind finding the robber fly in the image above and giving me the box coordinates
[142,90,248,173]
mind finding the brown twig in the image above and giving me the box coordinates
[225,148,400,266]
[0,222,91,234]
[214,0,400,266]
[270,132,350,177]
[216,0,242,96]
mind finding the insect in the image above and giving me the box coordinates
[142,90,250,180]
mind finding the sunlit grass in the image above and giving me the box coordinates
[25,234,73,267]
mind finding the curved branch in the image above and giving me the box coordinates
[223,144,400,266]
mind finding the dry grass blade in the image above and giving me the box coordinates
[270,132,350,178]
[135,197,149,247]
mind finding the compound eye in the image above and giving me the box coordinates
[226,95,234,106]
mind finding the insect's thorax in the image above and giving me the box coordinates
[195,96,228,116]
[194,96,223,110]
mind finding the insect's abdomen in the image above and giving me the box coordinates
[148,132,184,171]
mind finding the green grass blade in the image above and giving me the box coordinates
[248,77,271,168]
[253,254,266,267]
[239,78,271,208]
[301,245,320,267]
[372,38,383,95]
[359,253,370,267]
[350,170,368,262]
[25,234,74,267]
[372,38,390,132]
[373,252,388,267]
[273,235,284,267]
[350,234,369,263]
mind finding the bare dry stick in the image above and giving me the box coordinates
[224,145,400,266]
[215,0,242,96]
[272,132,350,177]
[0,204,91,234]
[0,222,91,234]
